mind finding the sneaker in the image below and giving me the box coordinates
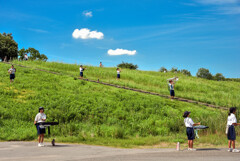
[189,148,197,151]
[38,143,41,147]
[232,149,240,153]
[228,148,232,152]
[40,143,44,147]
[188,148,191,151]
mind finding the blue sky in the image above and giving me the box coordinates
[0,0,239,78]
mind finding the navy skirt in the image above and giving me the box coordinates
[228,125,236,140]
[80,72,83,77]
[186,127,195,140]
[36,124,46,135]
[170,90,175,96]
[10,74,15,80]
[117,74,120,78]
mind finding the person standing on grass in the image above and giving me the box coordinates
[183,111,201,151]
[116,68,121,79]
[79,65,85,79]
[168,77,178,100]
[24,54,28,61]
[99,62,103,67]
[226,107,240,152]
[8,65,16,83]
[34,107,46,147]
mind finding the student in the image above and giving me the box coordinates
[99,62,103,67]
[34,107,46,147]
[79,65,85,79]
[116,68,121,79]
[227,107,240,152]
[183,111,201,151]
[24,54,28,61]
[8,65,16,83]
[168,77,178,99]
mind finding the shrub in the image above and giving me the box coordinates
[117,62,138,70]
[159,67,168,73]
[196,68,213,80]
[214,73,225,81]
[180,69,191,76]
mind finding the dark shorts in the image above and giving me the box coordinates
[117,74,120,78]
[186,127,195,140]
[10,74,15,80]
[228,125,236,140]
[36,124,46,135]
[170,90,175,96]
[80,72,83,77]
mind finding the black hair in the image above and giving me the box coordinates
[39,107,44,112]
[116,68,119,70]
[228,107,237,116]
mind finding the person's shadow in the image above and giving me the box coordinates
[196,148,220,151]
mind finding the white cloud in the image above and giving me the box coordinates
[72,28,104,40]
[83,11,93,17]
[197,0,239,5]
[107,48,137,56]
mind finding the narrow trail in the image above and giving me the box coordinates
[3,62,228,110]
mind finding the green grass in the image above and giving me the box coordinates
[0,61,239,148]
[11,60,240,108]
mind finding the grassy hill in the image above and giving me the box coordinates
[0,61,239,147]
[11,60,240,108]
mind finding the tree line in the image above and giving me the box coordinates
[0,32,48,62]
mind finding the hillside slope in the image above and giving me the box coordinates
[11,60,240,108]
[0,62,234,147]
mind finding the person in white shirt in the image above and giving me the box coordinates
[24,54,28,60]
[183,111,200,151]
[8,65,16,83]
[116,68,121,79]
[168,77,178,100]
[226,107,240,152]
[34,107,46,147]
[79,65,86,79]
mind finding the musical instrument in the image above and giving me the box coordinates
[36,122,59,146]
[193,125,209,138]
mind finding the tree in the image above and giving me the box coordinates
[196,68,213,80]
[180,69,191,76]
[214,73,225,81]
[117,62,138,70]
[18,47,48,61]
[159,67,168,73]
[0,33,18,61]
[18,48,26,60]
[170,67,179,73]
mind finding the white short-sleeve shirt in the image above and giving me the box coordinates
[184,117,194,128]
[117,70,120,74]
[227,113,237,126]
[80,67,83,72]
[8,68,16,74]
[35,113,46,123]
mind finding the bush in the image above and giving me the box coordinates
[159,67,168,73]
[214,73,225,81]
[117,62,138,70]
[180,69,191,76]
[196,68,213,80]
[170,67,179,73]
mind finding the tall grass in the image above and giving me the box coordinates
[11,60,240,108]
